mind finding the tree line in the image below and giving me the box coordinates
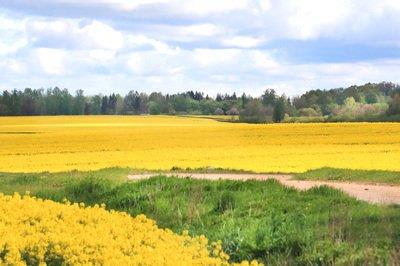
[1,82,400,123]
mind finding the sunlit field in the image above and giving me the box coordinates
[0,115,400,173]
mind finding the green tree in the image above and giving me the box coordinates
[200,100,220,115]
[273,98,286,123]
[101,96,108,114]
[20,88,36,115]
[344,97,357,108]
[147,101,161,115]
[171,95,189,113]
[262,89,277,107]
[241,93,248,109]
[73,89,85,115]
[239,99,267,123]
[90,95,102,115]
[365,92,378,104]
[388,94,400,115]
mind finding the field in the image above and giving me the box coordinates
[1,115,400,173]
[1,116,400,265]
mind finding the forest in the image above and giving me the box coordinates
[1,81,400,122]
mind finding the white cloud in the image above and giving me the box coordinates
[251,50,280,72]
[41,0,169,11]
[258,0,271,12]
[176,24,221,37]
[193,49,240,67]
[101,0,169,11]
[35,48,66,75]
[125,49,186,76]
[1,1,400,95]
[126,54,143,73]
[27,19,123,51]
[88,49,116,62]
[0,15,23,30]
[0,58,25,74]
[146,23,223,44]
[221,36,263,48]
[0,15,28,56]
[178,0,251,15]
[80,21,124,50]
[8,60,24,73]
[0,38,27,56]
[286,0,353,40]
[125,34,172,52]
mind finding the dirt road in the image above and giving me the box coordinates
[128,173,400,205]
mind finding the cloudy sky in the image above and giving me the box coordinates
[1,0,400,96]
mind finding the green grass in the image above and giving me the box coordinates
[295,167,400,184]
[0,167,130,195]
[283,116,327,123]
[0,168,399,265]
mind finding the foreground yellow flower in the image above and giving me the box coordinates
[0,193,260,265]
[0,115,399,173]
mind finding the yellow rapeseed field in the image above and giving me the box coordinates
[0,193,259,265]
[0,115,399,173]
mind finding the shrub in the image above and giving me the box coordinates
[226,107,239,116]
[330,98,389,121]
[239,100,267,123]
[298,108,321,117]
[214,108,225,115]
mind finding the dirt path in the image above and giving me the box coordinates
[127,173,400,205]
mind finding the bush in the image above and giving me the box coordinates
[226,107,239,116]
[283,116,326,123]
[329,98,389,121]
[298,108,321,117]
[239,100,267,123]
[214,108,225,115]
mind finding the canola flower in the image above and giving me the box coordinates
[0,115,400,173]
[0,193,260,265]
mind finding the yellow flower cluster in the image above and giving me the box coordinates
[0,115,399,173]
[0,193,260,265]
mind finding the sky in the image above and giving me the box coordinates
[1,0,400,96]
